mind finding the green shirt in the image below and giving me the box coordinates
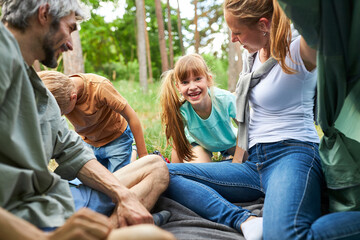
[278,0,360,211]
[0,23,95,227]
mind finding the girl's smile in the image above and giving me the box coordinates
[176,74,209,106]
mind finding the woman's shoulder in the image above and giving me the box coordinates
[287,35,317,74]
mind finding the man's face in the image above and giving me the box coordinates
[41,12,77,68]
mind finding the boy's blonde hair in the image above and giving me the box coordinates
[160,53,214,161]
[38,71,75,114]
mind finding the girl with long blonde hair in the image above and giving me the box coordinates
[160,53,239,163]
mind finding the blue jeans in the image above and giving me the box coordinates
[165,140,360,239]
[41,185,116,231]
[70,184,115,217]
[84,125,134,172]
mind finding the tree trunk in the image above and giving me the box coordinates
[143,3,153,83]
[194,0,200,54]
[135,0,148,93]
[176,0,185,56]
[227,28,242,92]
[155,0,169,73]
[63,30,84,75]
[167,0,174,68]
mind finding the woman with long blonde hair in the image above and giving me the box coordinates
[160,53,239,163]
[161,0,356,239]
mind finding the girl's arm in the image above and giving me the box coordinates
[300,36,317,72]
[120,104,148,158]
[171,147,183,163]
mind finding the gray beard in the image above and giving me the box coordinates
[41,41,57,68]
[40,21,60,68]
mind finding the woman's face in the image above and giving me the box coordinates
[224,10,268,53]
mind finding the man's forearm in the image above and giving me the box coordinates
[77,159,154,226]
[77,159,131,203]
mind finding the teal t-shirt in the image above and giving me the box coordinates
[180,87,237,152]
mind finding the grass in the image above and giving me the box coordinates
[112,80,172,158]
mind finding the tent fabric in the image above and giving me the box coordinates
[278,0,360,212]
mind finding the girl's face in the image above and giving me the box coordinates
[224,10,268,53]
[176,73,210,106]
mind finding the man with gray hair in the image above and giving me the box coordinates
[0,1,173,239]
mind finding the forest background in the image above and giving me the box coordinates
[34,0,244,159]
[0,0,322,160]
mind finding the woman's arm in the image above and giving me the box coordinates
[232,145,248,163]
[300,36,317,72]
[120,104,148,158]
[232,135,248,163]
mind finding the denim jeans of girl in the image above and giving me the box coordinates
[165,140,360,240]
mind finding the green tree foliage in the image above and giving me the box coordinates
[190,0,227,58]
[81,0,117,9]
[78,0,226,82]
[79,0,185,81]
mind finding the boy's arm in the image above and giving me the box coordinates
[98,80,147,158]
[120,104,148,158]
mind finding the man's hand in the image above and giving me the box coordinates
[48,208,112,240]
[110,190,154,228]
[77,160,154,228]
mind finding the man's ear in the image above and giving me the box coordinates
[37,4,51,26]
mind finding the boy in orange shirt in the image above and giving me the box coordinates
[39,71,147,173]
